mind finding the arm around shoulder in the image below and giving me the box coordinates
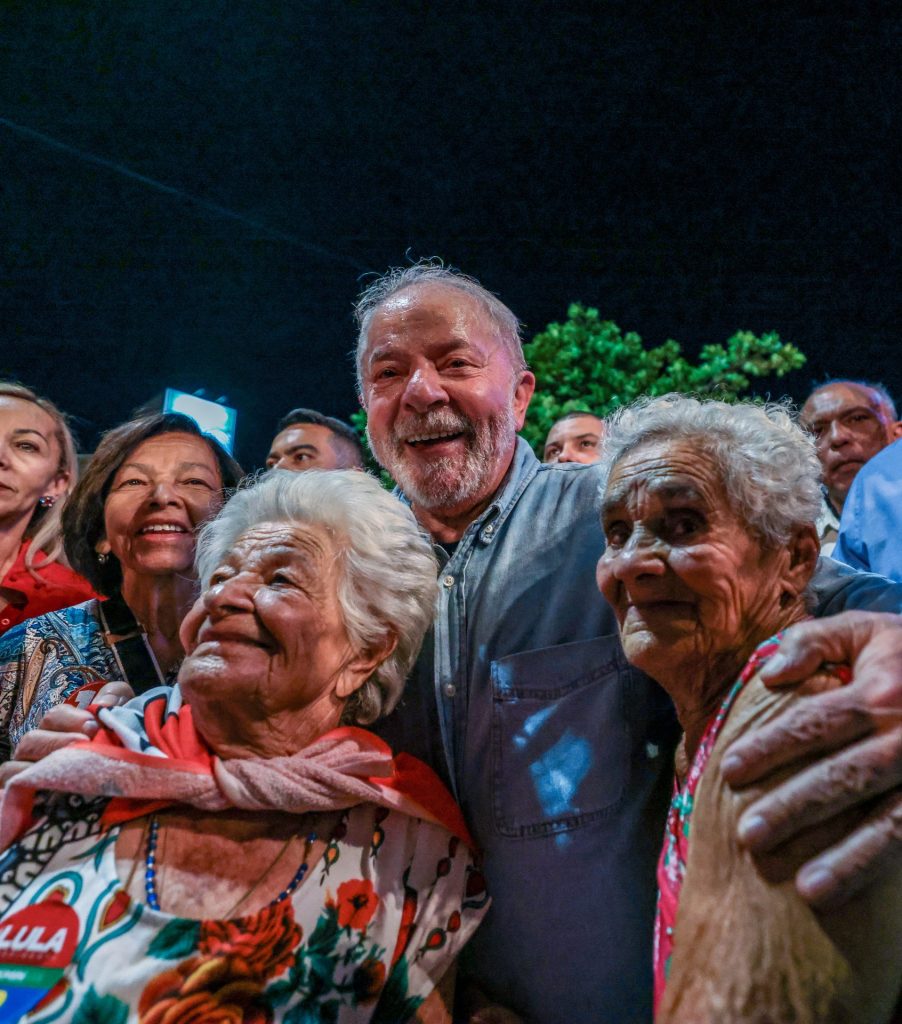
[660,674,902,1024]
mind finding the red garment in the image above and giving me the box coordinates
[0,687,476,851]
[0,539,97,635]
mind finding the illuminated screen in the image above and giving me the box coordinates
[162,389,237,453]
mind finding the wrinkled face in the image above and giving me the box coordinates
[800,384,895,507]
[266,424,353,472]
[0,396,68,527]
[100,433,223,580]
[360,284,534,514]
[543,415,604,464]
[179,522,361,735]
[596,440,788,690]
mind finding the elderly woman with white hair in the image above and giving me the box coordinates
[595,396,902,1024]
[0,470,487,1023]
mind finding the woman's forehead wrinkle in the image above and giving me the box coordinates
[229,525,333,568]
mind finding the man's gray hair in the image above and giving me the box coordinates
[805,378,898,420]
[195,469,438,725]
[353,259,527,390]
[597,395,823,548]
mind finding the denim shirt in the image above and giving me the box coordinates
[834,437,902,581]
[375,438,902,1023]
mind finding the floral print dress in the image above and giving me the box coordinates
[0,795,488,1023]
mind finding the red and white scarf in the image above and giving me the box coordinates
[0,686,473,849]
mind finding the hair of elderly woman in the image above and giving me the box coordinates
[195,469,438,726]
[597,395,823,548]
[63,413,245,597]
[353,258,528,389]
[0,381,80,575]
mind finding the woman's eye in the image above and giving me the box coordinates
[119,478,147,487]
[605,522,630,546]
[183,478,213,488]
[669,513,703,539]
[15,441,39,453]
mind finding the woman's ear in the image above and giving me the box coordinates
[781,524,820,601]
[335,633,399,699]
[45,470,70,502]
[95,536,112,556]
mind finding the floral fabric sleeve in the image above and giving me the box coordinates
[3,602,117,752]
[0,622,30,759]
[371,820,489,1023]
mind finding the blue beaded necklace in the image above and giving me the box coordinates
[144,814,317,915]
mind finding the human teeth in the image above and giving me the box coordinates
[407,433,459,444]
[140,525,187,533]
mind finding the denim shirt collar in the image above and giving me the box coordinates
[395,436,540,554]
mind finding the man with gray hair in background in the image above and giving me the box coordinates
[355,260,902,1022]
[800,379,901,554]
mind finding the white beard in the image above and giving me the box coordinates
[368,405,517,512]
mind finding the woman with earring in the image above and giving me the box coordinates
[0,382,95,638]
[0,411,243,759]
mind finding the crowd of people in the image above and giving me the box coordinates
[0,261,900,1023]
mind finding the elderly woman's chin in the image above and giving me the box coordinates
[618,613,701,683]
[177,640,267,711]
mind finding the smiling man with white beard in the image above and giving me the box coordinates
[355,260,902,1024]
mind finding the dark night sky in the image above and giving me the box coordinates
[1,2,899,468]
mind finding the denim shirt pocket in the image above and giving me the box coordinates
[491,634,632,838]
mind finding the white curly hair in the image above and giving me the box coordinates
[195,469,438,724]
[597,395,823,547]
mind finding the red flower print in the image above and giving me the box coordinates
[335,878,379,931]
[199,902,301,980]
[139,956,275,1024]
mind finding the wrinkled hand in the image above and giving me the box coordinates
[0,681,134,787]
[722,611,902,907]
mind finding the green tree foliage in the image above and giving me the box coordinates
[522,304,807,454]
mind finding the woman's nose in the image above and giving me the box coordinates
[611,529,668,581]
[204,574,256,616]
[147,479,181,506]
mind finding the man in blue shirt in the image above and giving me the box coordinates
[800,380,901,555]
[357,261,902,1022]
[834,438,902,581]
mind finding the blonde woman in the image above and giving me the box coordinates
[0,382,94,636]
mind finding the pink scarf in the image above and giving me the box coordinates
[0,686,473,849]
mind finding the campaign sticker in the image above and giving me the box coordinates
[0,898,79,1022]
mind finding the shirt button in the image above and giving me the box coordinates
[444,683,457,698]
[442,574,455,588]
[484,523,494,535]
